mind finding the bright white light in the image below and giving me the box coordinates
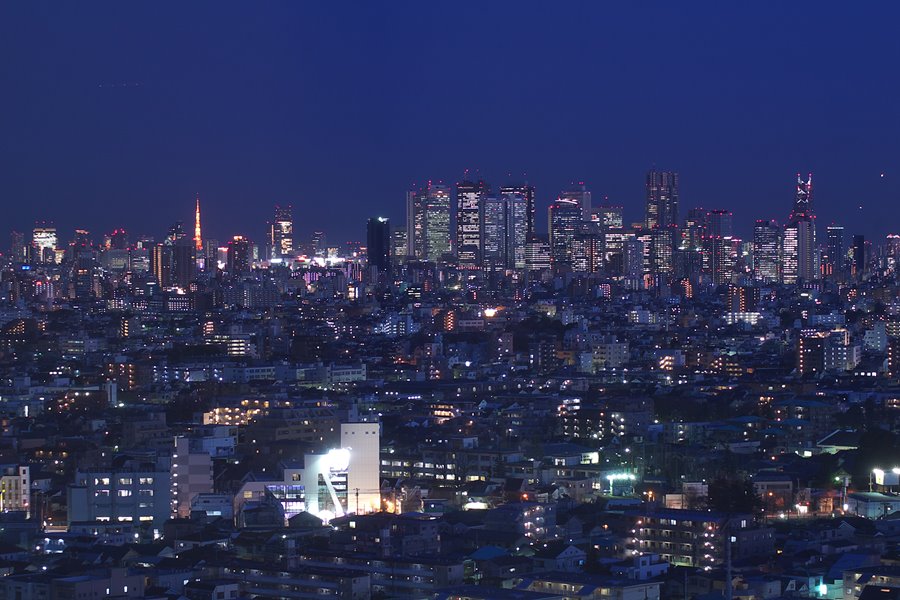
[327,448,351,472]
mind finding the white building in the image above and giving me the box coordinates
[0,465,30,517]
[341,422,380,515]
[68,465,171,529]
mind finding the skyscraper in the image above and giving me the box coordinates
[366,217,391,275]
[482,192,527,270]
[852,234,867,280]
[500,182,536,239]
[783,174,816,284]
[559,183,591,222]
[227,236,252,275]
[824,225,845,280]
[32,224,58,264]
[548,196,582,268]
[707,209,733,239]
[270,205,294,258]
[456,178,489,268]
[423,182,451,262]
[406,186,425,260]
[753,219,781,283]
[646,170,679,230]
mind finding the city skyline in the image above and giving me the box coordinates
[2,3,899,242]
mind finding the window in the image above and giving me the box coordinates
[118,478,133,485]
[118,490,132,497]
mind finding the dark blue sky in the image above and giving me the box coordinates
[2,2,899,245]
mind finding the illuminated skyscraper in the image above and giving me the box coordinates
[311,231,327,256]
[852,234,867,280]
[646,170,679,229]
[707,209,733,239]
[559,183,591,222]
[406,186,425,260]
[593,205,624,228]
[456,178,489,268]
[824,225,845,280]
[9,231,26,264]
[783,173,816,284]
[227,236,252,275]
[548,197,582,268]
[482,192,527,270]
[366,217,391,275]
[270,205,294,258]
[423,182,451,262]
[32,224,58,264]
[753,219,781,283]
[500,182,536,239]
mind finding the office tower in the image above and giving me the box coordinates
[623,236,645,290]
[852,234,867,280]
[548,195,583,268]
[167,221,186,243]
[391,229,407,263]
[559,183,591,222]
[753,219,781,283]
[270,205,294,258]
[483,193,527,270]
[227,236,252,275]
[366,217,391,274]
[9,231,26,264]
[150,244,173,288]
[71,230,98,299]
[310,231,327,256]
[783,174,816,284]
[172,240,196,288]
[707,209,733,239]
[680,207,707,251]
[500,182,536,239]
[32,224,58,263]
[456,178,489,268]
[573,227,604,274]
[194,195,203,252]
[646,170,679,229]
[824,225,845,280]
[423,182,451,262]
[109,229,129,250]
[593,205,624,228]
[524,235,552,272]
[649,226,674,277]
[406,186,425,259]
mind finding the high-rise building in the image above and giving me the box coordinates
[423,182,451,262]
[151,244,173,288]
[390,229,407,264]
[707,209,733,239]
[366,217,391,275]
[623,236,645,290]
[593,205,624,229]
[32,224,58,264]
[753,219,781,283]
[270,205,294,258]
[456,179,489,268]
[500,182,536,239]
[783,174,817,284]
[524,235,552,272]
[572,227,604,274]
[559,183,591,222]
[824,225,845,280]
[852,234,867,280]
[646,170,679,230]
[549,195,583,268]
[406,186,425,260]
[310,231,327,256]
[227,236,252,275]
[71,229,98,299]
[9,231,26,264]
[482,193,527,270]
[680,208,707,251]
[649,226,674,278]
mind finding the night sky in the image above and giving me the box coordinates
[2,2,899,245]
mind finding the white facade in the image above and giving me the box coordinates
[341,422,381,515]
